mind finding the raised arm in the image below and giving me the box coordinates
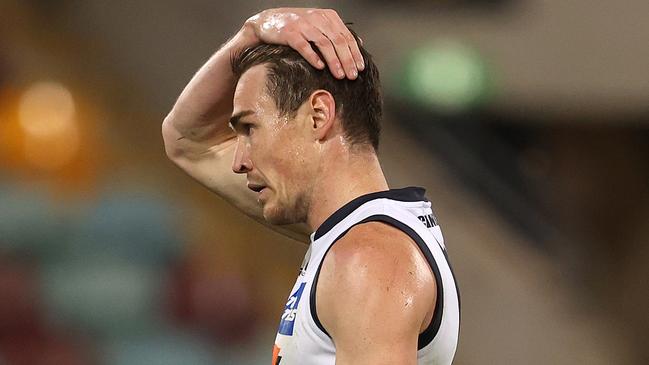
[162,8,364,242]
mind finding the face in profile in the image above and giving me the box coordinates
[230,64,317,225]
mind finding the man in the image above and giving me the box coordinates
[162,8,459,364]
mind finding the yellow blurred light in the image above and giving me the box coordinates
[18,81,81,170]
[18,81,76,138]
[23,122,80,171]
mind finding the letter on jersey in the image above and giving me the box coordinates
[273,282,306,364]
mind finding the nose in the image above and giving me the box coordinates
[231,137,252,174]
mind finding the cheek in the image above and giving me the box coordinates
[282,131,311,167]
[257,126,314,185]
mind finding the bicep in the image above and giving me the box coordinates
[334,329,418,365]
[325,274,420,365]
[316,224,435,364]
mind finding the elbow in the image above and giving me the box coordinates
[161,113,184,161]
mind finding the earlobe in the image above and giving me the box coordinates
[310,90,336,141]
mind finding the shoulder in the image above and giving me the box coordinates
[321,222,430,281]
[321,221,434,280]
[315,221,436,341]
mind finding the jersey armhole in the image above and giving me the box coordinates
[309,214,445,350]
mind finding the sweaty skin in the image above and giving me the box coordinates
[230,66,435,364]
[162,8,365,241]
[318,223,436,365]
[231,64,318,225]
[163,8,438,365]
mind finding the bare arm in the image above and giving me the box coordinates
[161,25,308,240]
[162,8,364,242]
[316,223,437,364]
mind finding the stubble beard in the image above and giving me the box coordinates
[263,190,309,226]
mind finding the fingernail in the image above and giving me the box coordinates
[351,69,358,78]
[317,60,325,68]
[358,61,365,70]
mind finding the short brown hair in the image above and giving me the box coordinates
[231,29,382,151]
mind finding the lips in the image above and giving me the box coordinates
[247,183,266,193]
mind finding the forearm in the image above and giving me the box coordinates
[160,8,359,244]
[163,24,259,152]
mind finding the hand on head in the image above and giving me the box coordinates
[244,8,365,80]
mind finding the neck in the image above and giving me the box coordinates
[306,145,389,234]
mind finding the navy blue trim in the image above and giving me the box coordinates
[309,228,352,338]
[309,213,451,350]
[361,215,445,349]
[438,242,461,326]
[312,187,427,241]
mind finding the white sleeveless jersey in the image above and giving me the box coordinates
[272,187,460,365]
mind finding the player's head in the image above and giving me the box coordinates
[232,28,382,150]
[229,29,382,224]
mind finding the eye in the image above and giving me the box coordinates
[242,123,254,136]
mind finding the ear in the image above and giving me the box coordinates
[308,90,336,142]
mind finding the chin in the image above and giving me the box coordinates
[263,209,297,225]
[263,203,302,225]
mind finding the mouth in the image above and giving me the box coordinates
[247,183,267,193]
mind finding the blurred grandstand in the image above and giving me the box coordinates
[0,1,647,364]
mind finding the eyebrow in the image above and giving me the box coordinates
[229,110,255,130]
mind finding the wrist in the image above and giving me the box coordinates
[230,21,260,50]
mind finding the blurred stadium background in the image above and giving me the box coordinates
[1,0,648,364]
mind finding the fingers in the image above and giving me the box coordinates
[286,33,326,70]
[323,10,365,72]
[310,11,361,80]
[312,19,357,79]
[257,8,365,80]
[300,25,347,79]
[294,9,364,80]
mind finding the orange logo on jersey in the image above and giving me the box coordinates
[272,344,282,365]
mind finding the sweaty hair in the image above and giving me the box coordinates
[231,28,382,151]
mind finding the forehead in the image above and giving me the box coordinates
[232,64,276,116]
